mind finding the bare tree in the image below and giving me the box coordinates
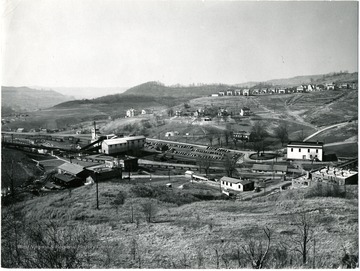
[250,121,268,156]
[197,156,212,176]
[223,154,238,177]
[289,212,315,265]
[242,227,272,269]
[1,206,26,268]
[223,126,232,146]
[167,108,174,117]
[140,200,158,223]
[7,220,97,268]
[274,122,289,146]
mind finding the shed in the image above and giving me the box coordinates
[220,176,254,192]
[252,164,288,174]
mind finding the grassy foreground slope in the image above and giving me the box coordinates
[3,180,358,268]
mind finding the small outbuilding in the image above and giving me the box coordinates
[220,176,254,192]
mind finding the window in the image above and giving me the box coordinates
[291,148,293,152]
[316,149,318,153]
[230,183,232,187]
[308,149,310,153]
[238,185,241,189]
[310,155,312,158]
[299,148,301,152]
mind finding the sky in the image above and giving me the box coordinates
[2,0,358,89]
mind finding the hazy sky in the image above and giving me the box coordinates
[2,0,358,88]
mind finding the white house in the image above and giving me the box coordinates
[234,89,242,96]
[287,141,324,161]
[226,90,234,96]
[240,107,250,116]
[242,89,250,96]
[126,108,137,118]
[220,176,254,192]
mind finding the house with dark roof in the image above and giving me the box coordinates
[220,176,254,192]
[55,163,90,187]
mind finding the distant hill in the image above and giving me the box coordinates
[49,86,129,99]
[1,86,74,112]
[55,81,234,109]
[236,71,358,87]
[122,81,233,97]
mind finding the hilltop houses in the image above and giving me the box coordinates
[209,81,356,98]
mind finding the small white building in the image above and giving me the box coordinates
[240,107,250,116]
[287,141,324,161]
[126,108,137,118]
[242,89,250,96]
[220,176,254,192]
[234,89,242,96]
[326,83,335,90]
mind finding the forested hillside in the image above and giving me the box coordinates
[1,87,73,112]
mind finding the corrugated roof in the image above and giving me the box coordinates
[220,176,253,185]
[103,138,128,145]
[58,163,85,175]
[252,164,288,172]
[125,136,146,141]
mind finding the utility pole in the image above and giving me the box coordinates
[95,171,99,209]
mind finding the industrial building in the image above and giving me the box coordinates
[101,136,146,155]
[311,166,358,185]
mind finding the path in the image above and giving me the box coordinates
[303,122,351,142]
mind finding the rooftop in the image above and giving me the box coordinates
[287,141,324,147]
[103,138,128,145]
[313,166,358,179]
[252,164,288,172]
[54,173,78,183]
[58,163,85,175]
[220,176,254,185]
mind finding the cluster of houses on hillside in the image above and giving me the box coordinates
[212,82,357,97]
[125,108,153,118]
[174,107,251,118]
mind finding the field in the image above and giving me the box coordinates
[3,179,358,268]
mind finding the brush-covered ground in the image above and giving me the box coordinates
[2,178,358,269]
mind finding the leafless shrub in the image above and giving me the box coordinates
[23,220,96,268]
[288,212,315,266]
[242,227,272,269]
[140,199,158,223]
